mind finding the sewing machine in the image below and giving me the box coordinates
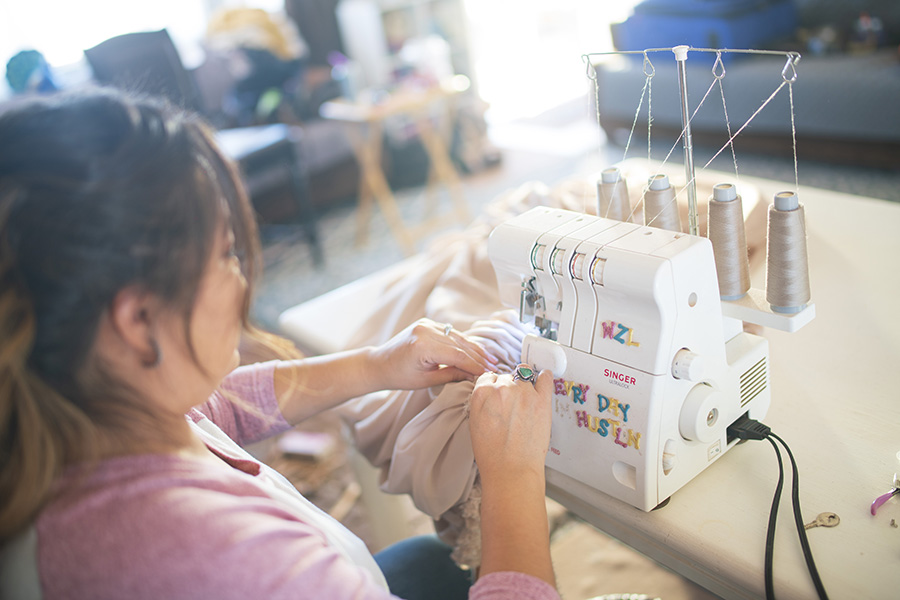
[488,204,813,511]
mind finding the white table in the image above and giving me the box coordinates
[279,170,900,598]
[560,174,900,600]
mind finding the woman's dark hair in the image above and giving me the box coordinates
[0,88,263,542]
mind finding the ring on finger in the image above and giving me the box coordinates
[443,323,453,336]
[512,363,536,384]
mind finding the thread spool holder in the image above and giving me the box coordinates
[583,46,812,333]
[721,288,815,333]
[583,45,802,234]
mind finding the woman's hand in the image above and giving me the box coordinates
[469,367,557,588]
[463,310,529,371]
[468,368,553,481]
[274,318,500,425]
[367,318,499,391]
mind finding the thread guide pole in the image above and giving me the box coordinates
[673,45,699,236]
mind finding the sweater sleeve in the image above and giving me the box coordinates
[469,572,562,600]
[194,360,293,445]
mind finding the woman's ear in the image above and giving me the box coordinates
[107,286,160,365]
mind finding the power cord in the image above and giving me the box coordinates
[726,415,830,600]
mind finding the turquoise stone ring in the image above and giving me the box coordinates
[513,364,536,383]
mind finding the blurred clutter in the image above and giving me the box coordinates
[204,7,317,125]
[4,49,58,94]
[1,1,497,219]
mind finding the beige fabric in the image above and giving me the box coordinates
[336,173,768,568]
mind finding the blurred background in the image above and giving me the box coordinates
[3,3,899,597]
[6,1,896,319]
[5,0,898,154]
[1,0,635,121]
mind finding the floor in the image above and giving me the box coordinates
[248,95,898,599]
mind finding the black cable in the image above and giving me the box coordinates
[727,416,830,600]
[769,433,830,600]
[764,437,784,600]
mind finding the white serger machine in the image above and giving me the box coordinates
[487,204,812,511]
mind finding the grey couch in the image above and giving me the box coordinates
[593,48,900,169]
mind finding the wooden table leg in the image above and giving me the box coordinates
[352,127,375,247]
[416,115,469,225]
[423,161,440,219]
[346,121,416,254]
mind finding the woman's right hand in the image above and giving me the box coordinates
[469,367,558,588]
[468,368,553,482]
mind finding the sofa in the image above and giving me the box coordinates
[594,0,900,169]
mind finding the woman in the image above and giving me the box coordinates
[0,89,558,599]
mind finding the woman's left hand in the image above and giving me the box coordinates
[368,318,498,391]
[463,310,530,371]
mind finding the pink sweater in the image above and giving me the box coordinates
[29,361,560,600]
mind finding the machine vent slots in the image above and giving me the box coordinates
[740,357,768,407]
